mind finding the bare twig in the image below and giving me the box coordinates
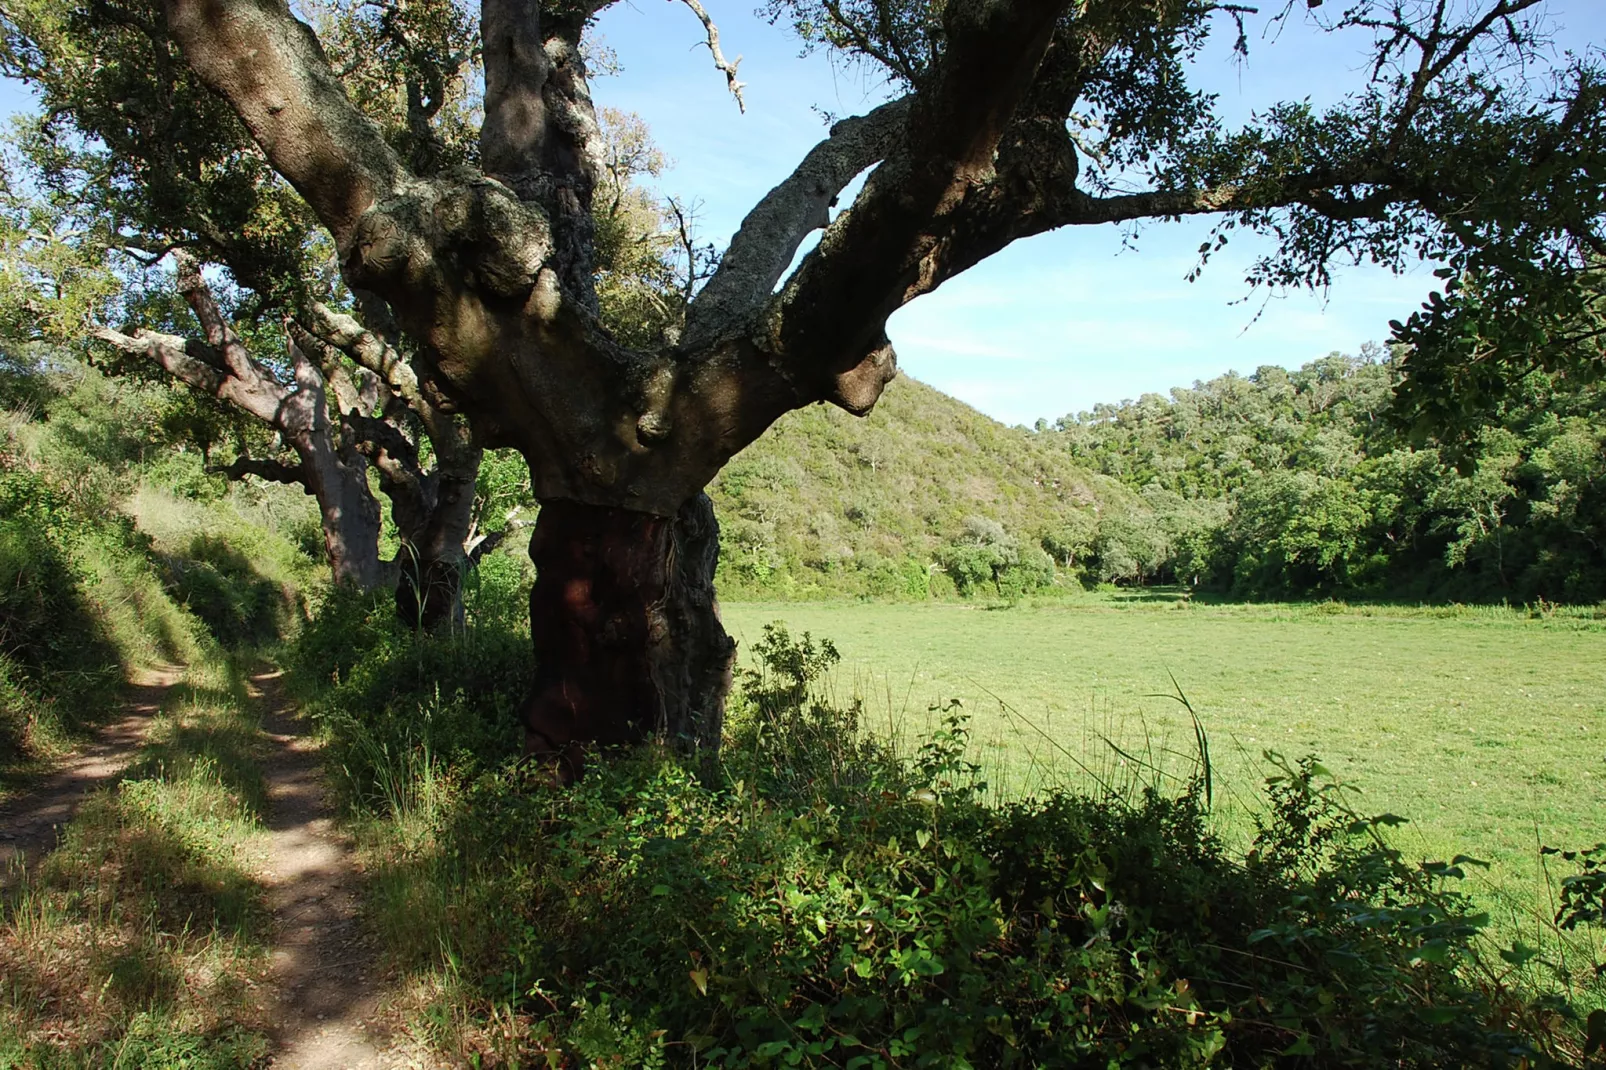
[674,0,745,112]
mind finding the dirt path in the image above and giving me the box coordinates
[0,666,178,883]
[251,669,408,1070]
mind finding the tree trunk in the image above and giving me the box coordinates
[521,493,734,775]
[289,431,386,590]
[392,452,481,632]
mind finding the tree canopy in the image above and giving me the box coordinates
[2,0,1602,755]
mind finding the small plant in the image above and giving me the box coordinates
[1545,842,1606,933]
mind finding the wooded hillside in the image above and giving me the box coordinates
[1048,348,1606,602]
[709,348,1606,606]
[709,375,1123,599]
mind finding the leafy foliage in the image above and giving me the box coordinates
[1048,348,1606,602]
[294,615,1590,1067]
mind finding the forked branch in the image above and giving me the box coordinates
[682,97,910,349]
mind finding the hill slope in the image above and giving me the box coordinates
[708,375,1123,598]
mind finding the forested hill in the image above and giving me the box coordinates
[710,352,1606,606]
[708,375,1127,599]
[1044,350,1606,603]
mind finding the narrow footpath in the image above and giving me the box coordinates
[0,665,177,883]
[1,664,425,1067]
[250,668,405,1070]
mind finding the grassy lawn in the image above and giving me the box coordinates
[723,595,1606,925]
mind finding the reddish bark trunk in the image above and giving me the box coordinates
[522,494,734,775]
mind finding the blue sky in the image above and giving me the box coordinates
[3,3,1601,426]
[590,1,1606,425]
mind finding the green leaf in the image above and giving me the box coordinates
[1279,1035,1316,1056]
[1497,942,1538,967]
[1413,938,1452,965]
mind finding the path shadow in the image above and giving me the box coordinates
[0,668,177,884]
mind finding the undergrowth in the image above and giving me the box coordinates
[1,357,318,795]
[291,612,1604,1067]
[0,465,206,790]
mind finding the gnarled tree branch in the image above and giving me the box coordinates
[756,0,1073,410]
[159,0,407,248]
[91,323,289,423]
[681,96,910,350]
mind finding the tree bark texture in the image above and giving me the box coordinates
[384,428,482,631]
[286,427,387,591]
[95,262,485,615]
[522,493,733,773]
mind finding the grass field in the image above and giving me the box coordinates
[723,594,1606,927]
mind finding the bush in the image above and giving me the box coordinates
[284,585,528,813]
[0,467,175,772]
[318,619,1576,1068]
[159,534,297,647]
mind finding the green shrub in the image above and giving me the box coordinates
[0,469,130,767]
[158,534,296,648]
[285,585,528,812]
[319,619,1577,1067]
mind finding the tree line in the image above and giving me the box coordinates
[1044,345,1606,603]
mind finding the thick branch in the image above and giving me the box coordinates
[170,251,304,412]
[91,324,288,424]
[1052,170,1407,228]
[758,0,1072,408]
[287,319,381,417]
[479,0,551,178]
[345,411,424,482]
[160,0,407,247]
[207,454,307,485]
[307,301,424,408]
[681,97,910,350]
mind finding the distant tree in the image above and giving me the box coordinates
[1039,510,1097,573]
[4,0,1603,757]
[1093,512,1169,586]
[939,515,1052,598]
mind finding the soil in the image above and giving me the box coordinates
[250,668,407,1070]
[0,665,178,883]
[0,664,426,1069]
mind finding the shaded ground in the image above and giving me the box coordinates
[251,668,409,1070]
[0,665,177,883]
[1,664,429,1067]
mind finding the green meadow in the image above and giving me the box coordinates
[723,595,1606,922]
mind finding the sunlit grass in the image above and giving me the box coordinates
[0,656,271,1067]
[723,595,1606,929]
